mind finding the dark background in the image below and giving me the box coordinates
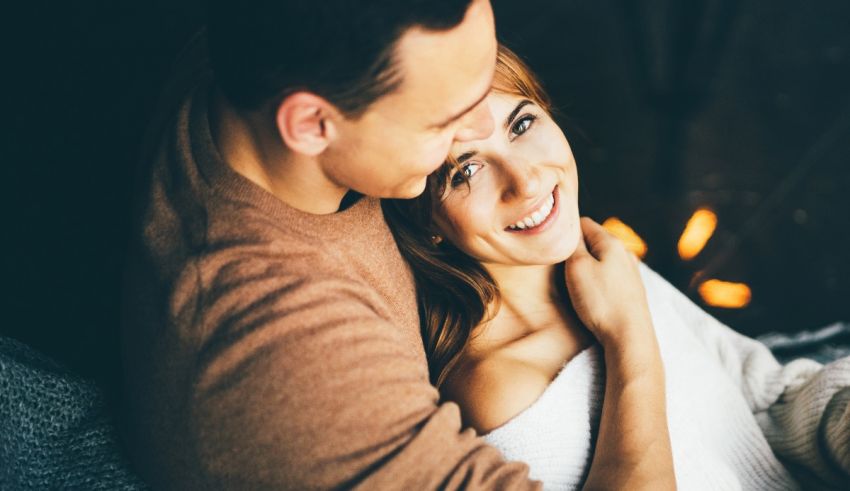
[4,0,849,398]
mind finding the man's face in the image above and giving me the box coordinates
[320,0,498,199]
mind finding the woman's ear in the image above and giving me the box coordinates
[275,92,339,156]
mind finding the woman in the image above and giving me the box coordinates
[383,45,850,490]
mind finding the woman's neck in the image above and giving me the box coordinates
[470,262,581,353]
[489,263,560,313]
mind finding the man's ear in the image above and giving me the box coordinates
[275,92,340,156]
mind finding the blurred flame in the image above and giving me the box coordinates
[678,208,718,261]
[698,279,752,309]
[602,217,647,259]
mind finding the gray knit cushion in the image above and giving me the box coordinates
[758,321,850,365]
[0,336,147,490]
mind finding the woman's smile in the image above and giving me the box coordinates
[505,185,559,234]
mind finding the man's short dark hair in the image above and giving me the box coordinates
[206,0,474,116]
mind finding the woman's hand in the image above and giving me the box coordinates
[564,217,654,349]
[565,217,677,490]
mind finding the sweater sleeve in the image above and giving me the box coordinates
[640,264,850,486]
[185,255,540,491]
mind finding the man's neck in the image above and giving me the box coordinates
[209,89,348,215]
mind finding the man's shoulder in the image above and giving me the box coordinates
[198,210,345,285]
[202,198,388,267]
[198,200,403,293]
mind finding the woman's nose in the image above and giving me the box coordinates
[454,99,495,142]
[500,159,542,202]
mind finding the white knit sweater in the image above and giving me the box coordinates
[482,264,850,490]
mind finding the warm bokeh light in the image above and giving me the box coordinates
[678,208,718,261]
[698,279,752,309]
[602,217,648,259]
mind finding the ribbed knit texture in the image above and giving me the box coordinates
[483,264,850,490]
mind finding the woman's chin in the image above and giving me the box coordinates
[517,232,582,266]
[546,236,582,264]
[507,213,582,265]
[547,212,582,261]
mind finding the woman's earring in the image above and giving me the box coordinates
[430,234,443,245]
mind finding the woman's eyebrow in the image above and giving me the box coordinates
[504,99,533,130]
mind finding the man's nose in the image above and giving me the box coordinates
[453,99,495,143]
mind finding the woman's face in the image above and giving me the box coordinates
[433,92,581,267]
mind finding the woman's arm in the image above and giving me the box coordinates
[584,332,674,490]
[565,218,676,490]
[639,264,850,487]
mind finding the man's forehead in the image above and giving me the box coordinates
[428,66,496,128]
[448,94,529,155]
[387,4,497,122]
[404,60,494,129]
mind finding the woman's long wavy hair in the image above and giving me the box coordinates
[383,44,553,388]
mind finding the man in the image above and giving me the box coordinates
[120,0,538,488]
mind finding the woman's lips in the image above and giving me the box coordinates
[504,186,560,235]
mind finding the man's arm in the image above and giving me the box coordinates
[185,258,540,490]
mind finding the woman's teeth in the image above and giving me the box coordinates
[507,193,555,231]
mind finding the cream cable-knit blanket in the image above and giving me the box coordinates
[483,264,850,490]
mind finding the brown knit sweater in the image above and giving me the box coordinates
[119,59,538,489]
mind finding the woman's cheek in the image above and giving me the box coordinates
[460,199,495,244]
[440,201,476,248]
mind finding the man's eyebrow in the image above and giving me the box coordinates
[504,100,533,130]
[431,86,491,129]
[452,100,535,167]
[455,150,478,165]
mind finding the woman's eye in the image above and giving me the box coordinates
[511,114,537,137]
[450,162,482,187]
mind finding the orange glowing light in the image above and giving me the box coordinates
[602,217,648,259]
[698,279,752,309]
[678,208,718,261]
